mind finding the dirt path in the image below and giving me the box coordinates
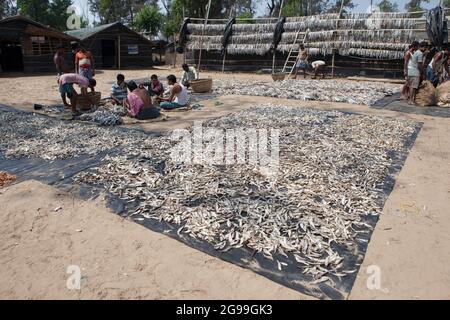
[0,69,449,299]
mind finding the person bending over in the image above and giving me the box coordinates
[57,73,96,116]
[311,60,326,79]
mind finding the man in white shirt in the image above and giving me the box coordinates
[311,60,326,79]
[407,41,427,105]
[158,75,190,110]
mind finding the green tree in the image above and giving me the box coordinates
[134,4,164,37]
[88,0,147,25]
[377,0,399,12]
[236,11,255,24]
[17,0,50,24]
[48,0,74,30]
[328,0,356,14]
[405,0,430,17]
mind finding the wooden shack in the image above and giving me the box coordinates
[66,22,154,69]
[0,16,78,72]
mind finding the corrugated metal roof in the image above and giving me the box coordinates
[65,22,119,40]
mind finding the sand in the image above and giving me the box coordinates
[0,68,449,299]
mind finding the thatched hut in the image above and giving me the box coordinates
[66,22,154,69]
[0,16,78,72]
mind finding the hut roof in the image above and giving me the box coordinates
[0,15,78,40]
[66,22,154,46]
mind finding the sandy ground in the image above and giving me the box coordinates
[0,68,449,299]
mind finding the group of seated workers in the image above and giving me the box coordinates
[111,72,191,120]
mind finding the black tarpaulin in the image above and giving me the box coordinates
[177,18,191,54]
[426,6,448,49]
[271,17,286,53]
[221,17,236,56]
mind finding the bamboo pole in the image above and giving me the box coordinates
[197,0,212,75]
[173,33,177,68]
[118,35,121,70]
[183,5,186,65]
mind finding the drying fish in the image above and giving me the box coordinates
[212,79,400,106]
[71,104,419,278]
[79,110,123,126]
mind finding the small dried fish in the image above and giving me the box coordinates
[212,79,400,106]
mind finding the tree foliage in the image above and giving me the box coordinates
[134,4,164,37]
[377,0,399,12]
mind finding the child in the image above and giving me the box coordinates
[111,74,128,104]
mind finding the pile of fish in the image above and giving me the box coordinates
[212,79,400,106]
[78,100,127,126]
[73,104,419,281]
[0,105,419,283]
[0,111,156,161]
[79,110,123,126]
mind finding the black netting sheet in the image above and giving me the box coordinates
[0,105,422,300]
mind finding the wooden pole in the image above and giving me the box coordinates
[182,5,186,65]
[118,35,121,70]
[197,0,212,75]
[173,33,177,68]
[272,0,284,74]
[332,49,335,78]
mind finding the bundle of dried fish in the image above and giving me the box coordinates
[229,33,273,44]
[286,14,339,22]
[343,12,414,19]
[187,23,226,35]
[212,79,400,106]
[74,104,419,280]
[226,44,272,55]
[232,23,276,33]
[339,48,404,60]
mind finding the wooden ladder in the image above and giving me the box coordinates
[282,29,309,77]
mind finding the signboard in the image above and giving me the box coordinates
[128,45,138,55]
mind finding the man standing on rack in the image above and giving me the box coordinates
[294,44,308,79]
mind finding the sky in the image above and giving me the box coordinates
[72,0,443,24]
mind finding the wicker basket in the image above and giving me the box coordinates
[190,79,213,93]
[271,73,286,81]
[77,92,101,111]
